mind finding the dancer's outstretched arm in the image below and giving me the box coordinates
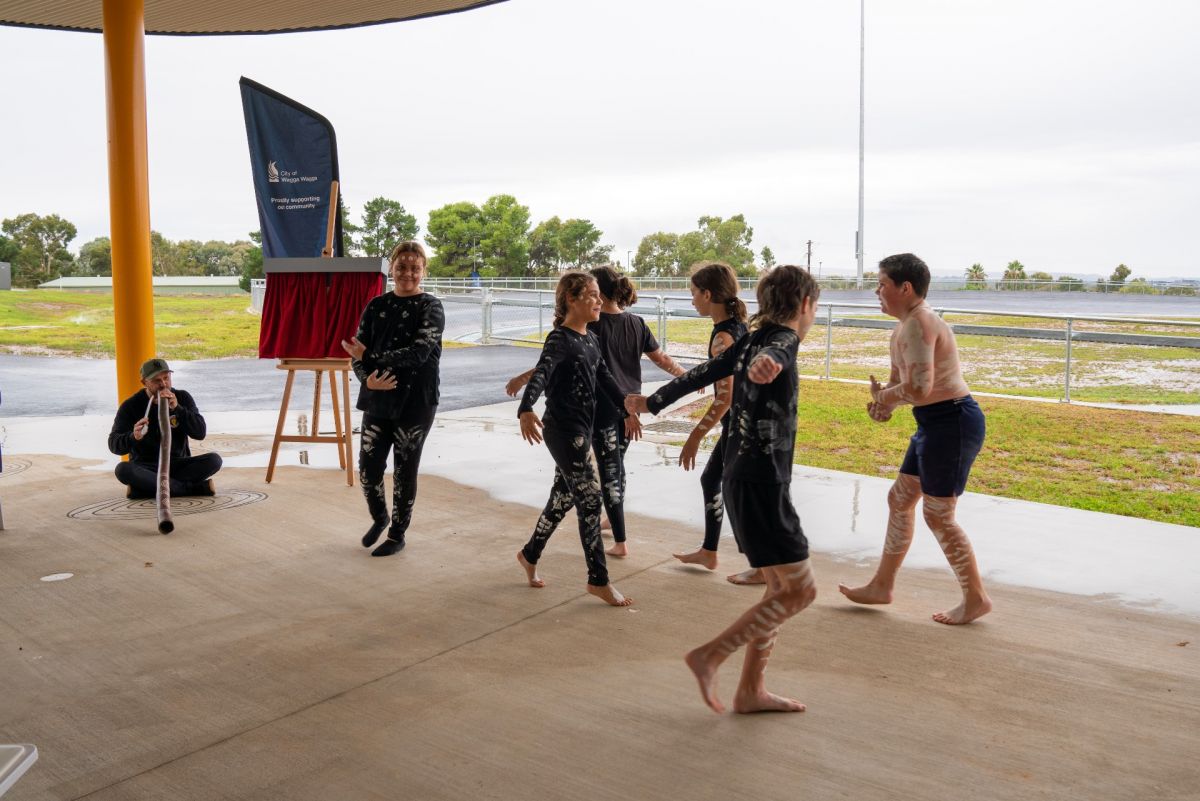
[644,343,739,416]
[679,332,735,470]
[505,367,536,398]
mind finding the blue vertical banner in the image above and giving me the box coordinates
[239,77,344,258]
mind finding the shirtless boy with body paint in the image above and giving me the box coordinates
[838,253,992,625]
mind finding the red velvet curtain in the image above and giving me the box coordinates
[258,272,384,358]
[327,272,385,353]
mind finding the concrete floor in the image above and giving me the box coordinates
[1,446,1198,800]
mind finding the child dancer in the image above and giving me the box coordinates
[508,265,684,558]
[671,262,747,572]
[838,253,991,624]
[517,272,641,606]
[341,241,444,557]
[627,265,821,714]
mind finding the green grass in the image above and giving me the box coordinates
[678,379,1200,527]
[0,291,261,358]
[0,290,472,359]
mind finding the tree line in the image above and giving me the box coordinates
[0,212,263,289]
[962,260,1156,290]
[2,197,775,290]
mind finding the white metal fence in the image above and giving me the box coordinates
[440,287,1200,404]
[419,276,1198,295]
[246,278,1200,404]
[248,275,1199,310]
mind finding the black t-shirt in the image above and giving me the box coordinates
[351,292,444,420]
[108,388,206,464]
[647,323,799,484]
[518,326,626,437]
[587,311,659,428]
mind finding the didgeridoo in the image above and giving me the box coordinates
[156,396,174,534]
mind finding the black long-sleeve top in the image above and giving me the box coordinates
[647,323,800,484]
[518,326,627,437]
[351,292,445,420]
[108,388,206,464]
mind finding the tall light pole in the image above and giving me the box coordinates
[855,0,866,289]
[627,249,633,271]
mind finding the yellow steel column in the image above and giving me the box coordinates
[103,0,155,403]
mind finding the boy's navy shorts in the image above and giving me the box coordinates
[899,395,986,497]
[723,479,809,568]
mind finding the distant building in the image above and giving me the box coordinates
[37,276,245,295]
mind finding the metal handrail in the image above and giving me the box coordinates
[472,292,1199,404]
[245,278,1198,404]
[814,301,1200,328]
[419,275,1199,293]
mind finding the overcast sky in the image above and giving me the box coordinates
[1,0,1197,278]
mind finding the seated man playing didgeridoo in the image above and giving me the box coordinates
[108,358,222,499]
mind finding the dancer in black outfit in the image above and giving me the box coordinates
[516,272,641,606]
[341,241,444,557]
[669,262,748,573]
[627,266,822,714]
[507,265,684,557]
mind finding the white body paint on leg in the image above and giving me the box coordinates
[923,495,975,592]
[883,476,921,556]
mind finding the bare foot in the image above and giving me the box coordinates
[838,581,893,605]
[606,541,629,558]
[517,551,545,588]
[733,690,806,714]
[685,647,725,714]
[600,516,612,531]
[726,568,765,585]
[932,594,993,625]
[587,583,634,607]
[674,548,718,570]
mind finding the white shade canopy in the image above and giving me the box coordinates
[0,0,506,35]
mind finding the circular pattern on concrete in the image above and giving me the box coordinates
[0,458,33,478]
[67,490,268,522]
[192,436,274,458]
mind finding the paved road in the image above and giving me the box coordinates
[0,347,679,418]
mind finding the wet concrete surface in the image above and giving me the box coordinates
[3,455,1197,801]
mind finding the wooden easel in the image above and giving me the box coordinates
[266,358,354,486]
[263,180,360,487]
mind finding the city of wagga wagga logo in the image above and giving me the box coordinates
[267,160,318,184]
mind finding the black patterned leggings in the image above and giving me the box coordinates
[359,407,437,539]
[522,428,609,586]
[115,453,223,498]
[699,427,728,552]
[592,421,631,543]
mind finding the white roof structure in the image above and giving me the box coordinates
[0,0,504,35]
